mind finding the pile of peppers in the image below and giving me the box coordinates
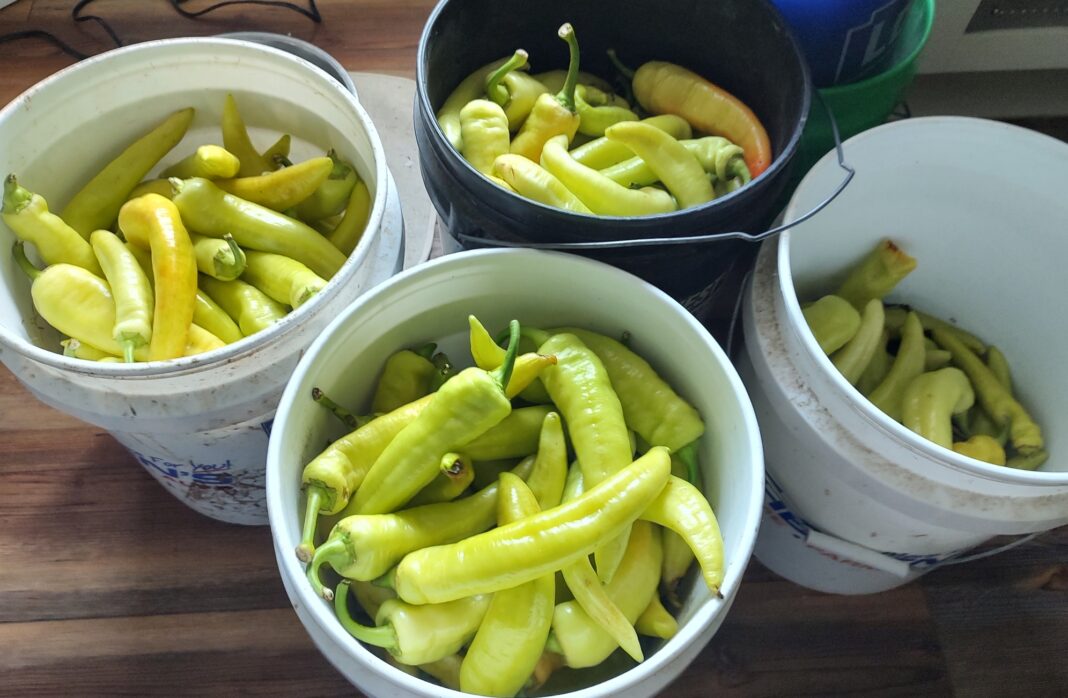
[298,316,725,696]
[803,239,1047,470]
[2,94,372,363]
[437,22,771,216]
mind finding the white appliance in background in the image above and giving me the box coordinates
[910,0,1068,117]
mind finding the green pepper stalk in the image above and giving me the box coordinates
[540,135,677,216]
[484,49,549,130]
[548,520,663,669]
[171,177,347,280]
[191,233,246,281]
[556,327,706,452]
[604,120,715,209]
[569,114,692,170]
[310,386,368,430]
[306,458,535,599]
[297,394,435,562]
[389,446,671,606]
[350,320,522,516]
[459,474,555,697]
[510,23,582,162]
[3,174,103,275]
[293,150,359,222]
[334,580,490,666]
[89,230,154,363]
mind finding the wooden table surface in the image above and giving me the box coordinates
[1,2,1066,696]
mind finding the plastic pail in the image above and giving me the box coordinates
[737,117,1068,594]
[0,39,403,525]
[794,0,934,176]
[267,249,764,696]
[414,0,812,329]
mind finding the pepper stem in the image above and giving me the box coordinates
[555,23,580,113]
[121,339,136,364]
[490,319,521,391]
[334,581,399,650]
[307,536,348,600]
[485,49,529,107]
[373,567,397,590]
[311,387,359,429]
[12,242,41,281]
[297,486,326,562]
[220,233,246,278]
[606,49,635,81]
[2,173,32,215]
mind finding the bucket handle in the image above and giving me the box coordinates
[455,90,855,251]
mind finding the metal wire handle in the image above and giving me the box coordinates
[456,89,855,251]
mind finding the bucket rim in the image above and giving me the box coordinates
[415,0,813,229]
[820,0,935,96]
[778,115,1068,487]
[0,36,391,379]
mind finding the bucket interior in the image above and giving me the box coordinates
[0,39,382,361]
[781,117,1068,476]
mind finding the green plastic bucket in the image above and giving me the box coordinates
[795,0,935,175]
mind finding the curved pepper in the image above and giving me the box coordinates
[197,275,287,337]
[869,311,926,421]
[62,107,194,236]
[389,446,671,606]
[326,178,372,256]
[575,84,638,137]
[952,434,1007,466]
[297,394,436,561]
[555,327,705,452]
[530,328,633,582]
[622,58,772,178]
[548,520,662,669]
[569,114,692,170]
[600,136,748,189]
[830,299,885,385]
[459,474,555,697]
[930,328,1043,456]
[307,458,535,592]
[438,53,526,150]
[370,344,438,415]
[635,592,678,639]
[493,154,592,214]
[241,250,327,309]
[293,151,359,222]
[484,49,548,130]
[350,321,522,515]
[540,134,676,216]
[171,177,347,280]
[161,145,241,180]
[659,446,701,599]
[510,24,582,162]
[2,175,102,275]
[901,368,975,449]
[89,230,154,363]
[604,120,714,208]
[802,295,861,355]
[118,194,198,361]
[856,330,892,396]
[835,239,918,311]
[215,156,333,212]
[524,411,568,512]
[639,473,725,595]
[222,94,275,177]
[334,580,490,666]
[191,233,246,281]
[460,99,512,181]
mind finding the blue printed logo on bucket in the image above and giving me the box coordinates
[773,0,915,87]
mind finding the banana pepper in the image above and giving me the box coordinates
[2,175,102,275]
[509,24,581,162]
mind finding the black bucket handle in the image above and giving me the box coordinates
[456,90,854,250]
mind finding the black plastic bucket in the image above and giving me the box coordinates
[415,0,812,330]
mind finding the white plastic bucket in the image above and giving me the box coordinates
[0,38,403,525]
[266,249,765,697]
[738,116,1068,594]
